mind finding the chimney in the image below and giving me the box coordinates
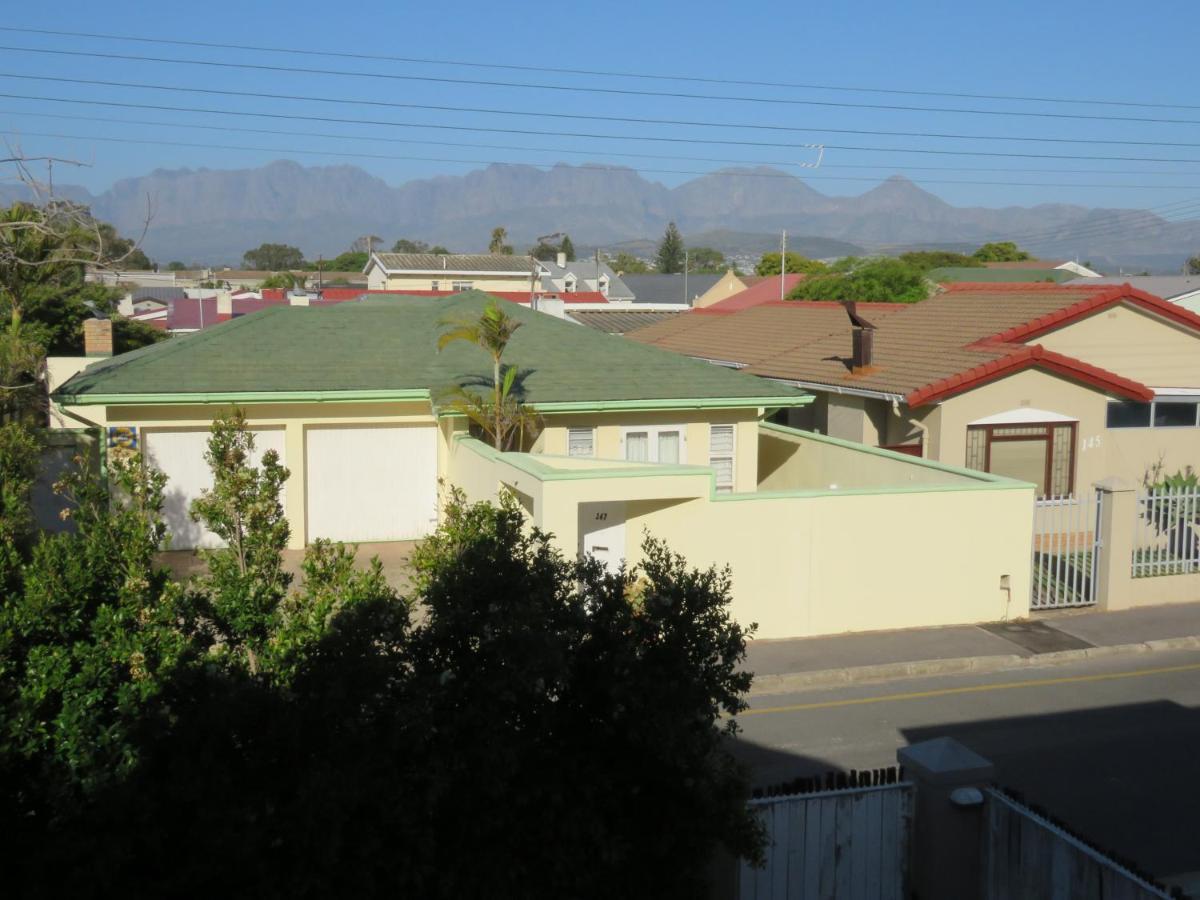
[843,301,877,373]
[83,318,114,358]
[556,251,567,268]
[216,290,232,317]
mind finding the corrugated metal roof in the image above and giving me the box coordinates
[372,253,539,274]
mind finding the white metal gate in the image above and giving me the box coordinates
[1031,491,1103,609]
[738,782,913,900]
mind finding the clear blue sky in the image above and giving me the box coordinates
[4,0,1200,211]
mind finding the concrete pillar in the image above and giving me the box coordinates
[1094,477,1137,611]
[898,737,995,900]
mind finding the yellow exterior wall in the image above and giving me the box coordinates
[535,409,762,492]
[1035,304,1200,387]
[47,357,108,429]
[623,484,1033,639]
[931,368,1200,490]
[693,270,750,309]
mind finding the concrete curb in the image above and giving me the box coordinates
[747,634,1200,697]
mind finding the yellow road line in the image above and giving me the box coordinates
[740,661,1200,717]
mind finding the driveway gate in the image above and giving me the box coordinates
[1031,491,1103,609]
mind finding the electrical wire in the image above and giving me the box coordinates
[9,105,1200,180]
[3,24,1197,113]
[5,43,1200,127]
[24,129,1200,190]
[5,76,1200,165]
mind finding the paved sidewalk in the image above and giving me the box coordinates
[746,602,1200,695]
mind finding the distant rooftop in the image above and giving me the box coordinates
[370,252,540,274]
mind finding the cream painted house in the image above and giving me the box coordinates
[52,292,1035,639]
[628,283,1200,498]
[364,252,540,293]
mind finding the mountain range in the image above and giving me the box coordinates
[4,160,1196,271]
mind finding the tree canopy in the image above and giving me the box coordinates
[0,410,762,897]
[687,246,731,274]
[755,251,828,277]
[606,251,651,274]
[898,250,983,271]
[325,250,369,271]
[243,243,305,270]
[787,256,932,304]
[1186,254,1200,275]
[656,222,686,274]
[488,227,514,255]
[972,241,1032,263]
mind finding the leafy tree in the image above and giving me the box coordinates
[0,448,195,811]
[607,251,651,274]
[189,409,292,674]
[656,222,686,274]
[350,235,383,255]
[242,243,304,270]
[788,256,931,304]
[326,251,369,271]
[898,250,983,271]
[165,260,187,271]
[259,271,306,290]
[972,241,1031,262]
[559,233,576,262]
[530,241,559,261]
[488,227,513,255]
[399,491,763,897]
[391,238,430,254]
[438,299,536,450]
[0,421,39,587]
[687,246,730,274]
[755,251,828,276]
[1186,255,1200,275]
[429,244,452,255]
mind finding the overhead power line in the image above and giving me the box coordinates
[3,24,1198,113]
[11,105,1200,180]
[5,77,1200,165]
[9,87,1200,151]
[19,130,1200,191]
[5,42,1200,127]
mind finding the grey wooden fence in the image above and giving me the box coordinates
[737,782,913,900]
[983,789,1178,900]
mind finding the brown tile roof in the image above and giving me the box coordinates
[568,309,685,334]
[628,283,1198,405]
[626,301,904,367]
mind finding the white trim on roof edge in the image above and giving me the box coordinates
[969,407,1077,426]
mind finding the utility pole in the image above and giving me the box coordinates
[780,229,787,300]
[684,248,689,305]
[318,254,324,291]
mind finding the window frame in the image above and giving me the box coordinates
[1107,399,1200,429]
[566,427,596,458]
[450,280,474,292]
[967,421,1077,498]
[619,425,688,464]
[709,423,736,494]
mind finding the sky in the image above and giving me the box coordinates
[4,0,1200,213]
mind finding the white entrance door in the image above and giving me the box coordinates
[579,501,626,574]
[305,425,438,543]
[143,427,286,550]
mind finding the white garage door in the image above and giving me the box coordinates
[143,428,287,550]
[305,425,438,543]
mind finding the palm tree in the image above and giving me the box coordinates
[437,299,527,449]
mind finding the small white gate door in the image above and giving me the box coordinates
[305,425,438,543]
[143,427,286,550]
[579,502,626,574]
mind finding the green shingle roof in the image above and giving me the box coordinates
[56,292,808,409]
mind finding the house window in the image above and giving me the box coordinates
[709,424,735,493]
[567,427,595,458]
[563,276,577,293]
[965,422,1076,498]
[451,280,474,292]
[1107,401,1151,428]
[622,426,685,464]
[431,280,441,291]
[1106,400,1200,429]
